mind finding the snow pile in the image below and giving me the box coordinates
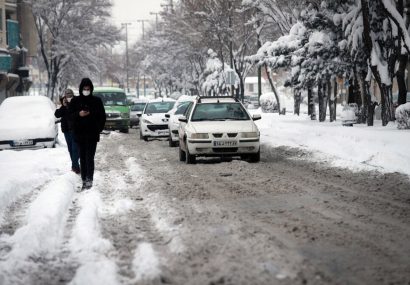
[395,103,410,129]
[260,93,278,113]
[0,173,77,283]
[69,191,119,285]
[0,148,70,224]
[132,243,161,282]
[254,112,410,175]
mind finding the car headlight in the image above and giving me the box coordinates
[241,132,258,138]
[190,133,209,139]
[143,119,153,124]
[121,113,130,119]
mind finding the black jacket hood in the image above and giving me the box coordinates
[79,78,94,96]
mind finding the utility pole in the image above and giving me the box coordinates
[256,21,262,102]
[121,23,132,93]
[228,1,234,97]
[137,19,149,96]
[150,12,160,30]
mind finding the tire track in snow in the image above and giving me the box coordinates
[0,173,78,285]
[94,134,171,284]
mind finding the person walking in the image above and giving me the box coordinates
[69,78,106,190]
[54,89,80,174]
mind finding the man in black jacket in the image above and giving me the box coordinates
[69,78,106,190]
[55,89,80,174]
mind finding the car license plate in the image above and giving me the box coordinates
[13,139,34,146]
[158,131,168,136]
[213,141,237,147]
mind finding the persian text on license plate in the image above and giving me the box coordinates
[13,139,34,146]
[213,141,237,147]
[157,131,168,135]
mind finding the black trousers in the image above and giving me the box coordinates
[77,140,97,182]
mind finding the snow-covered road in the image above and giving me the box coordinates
[0,125,409,285]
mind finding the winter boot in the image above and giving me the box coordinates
[85,180,93,190]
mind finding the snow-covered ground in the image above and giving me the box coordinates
[254,111,410,176]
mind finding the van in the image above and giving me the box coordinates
[93,87,130,133]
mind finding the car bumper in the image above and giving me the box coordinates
[0,137,56,150]
[105,119,130,130]
[141,124,169,137]
[186,138,260,156]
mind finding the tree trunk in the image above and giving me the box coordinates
[308,87,316,120]
[294,90,301,116]
[380,84,394,125]
[358,70,369,124]
[397,54,408,106]
[264,64,281,114]
[329,79,336,122]
[318,81,328,122]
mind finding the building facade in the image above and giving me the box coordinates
[0,0,36,104]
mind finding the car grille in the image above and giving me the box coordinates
[213,148,238,153]
[227,133,238,138]
[213,133,223,138]
[106,113,120,119]
[147,124,168,131]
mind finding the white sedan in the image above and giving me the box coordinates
[0,96,58,150]
[166,100,194,147]
[178,97,261,164]
[139,98,175,141]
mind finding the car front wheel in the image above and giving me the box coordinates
[185,145,196,164]
[169,133,177,147]
[179,146,186,161]
[248,149,260,163]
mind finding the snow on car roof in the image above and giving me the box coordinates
[148,97,176,103]
[0,95,56,141]
[196,97,237,103]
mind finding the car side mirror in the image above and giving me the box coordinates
[252,114,262,121]
[165,114,170,118]
[179,116,188,123]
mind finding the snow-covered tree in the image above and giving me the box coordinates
[25,0,120,99]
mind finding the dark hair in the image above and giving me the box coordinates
[79,78,94,96]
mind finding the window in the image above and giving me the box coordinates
[191,103,250,121]
[249,83,254,92]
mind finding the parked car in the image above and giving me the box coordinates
[166,101,193,147]
[178,96,261,164]
[165,95,195,147]
[0,96,58,150]
[94,87,130,133]
[130,101,147,128]
[139,98,176,141]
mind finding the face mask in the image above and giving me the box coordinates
[83,90,91,96]
[66,97,73,103]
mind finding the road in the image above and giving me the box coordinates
[1,128,410,285]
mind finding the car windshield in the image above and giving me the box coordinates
[145,102,175,114]
[175,102,192,115]
[131,103,146,111]
[94,92,127,106]
[191,103,250,121]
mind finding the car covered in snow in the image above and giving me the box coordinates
[0,96,58,150]
[178,96,261,164]
[139,98,176,141]
[165,95,195,147]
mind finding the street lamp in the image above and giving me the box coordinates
[121,22,132,93]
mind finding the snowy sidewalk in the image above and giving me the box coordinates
[255,113,410,176]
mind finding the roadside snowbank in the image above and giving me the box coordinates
[255,112,410,176]
[0,128,70,224]
[0,173,77,283]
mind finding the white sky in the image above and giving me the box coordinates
[111,0,164,45]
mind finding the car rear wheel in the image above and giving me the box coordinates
[120,128,129,133]
[169,133,177,147]
[179,146,186,162]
